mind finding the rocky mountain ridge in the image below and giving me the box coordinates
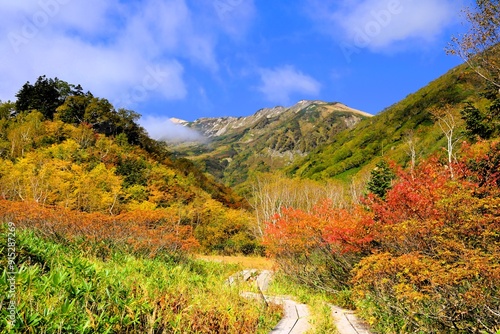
[181,100,370,139]
[170,100,371,186]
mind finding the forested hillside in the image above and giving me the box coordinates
[286,65,490,181]
[174,63,493,196]
[0,76,258,255]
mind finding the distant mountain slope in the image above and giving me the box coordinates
[286,64,486,181]
[0,112,248,210]
[189,100,370,138]
[172,100,371,186]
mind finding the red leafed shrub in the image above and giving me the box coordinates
[264,199,374,292]
[0,200,199,257]
[352,142,500,333]
[366,157,449,227]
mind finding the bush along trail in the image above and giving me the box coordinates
[263,141,500,333]
[228,269,371,334]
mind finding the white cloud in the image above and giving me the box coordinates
[257,66,321,104]
[0,33,187,108]
[139,115,205,143]
[50,0,118,37]
[108,61,188,108]
[1,0,118,41]
[116,0,218,70]
[309,0,460,52]
[0,0,221,106]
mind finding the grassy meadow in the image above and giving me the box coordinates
[0,225,282,333]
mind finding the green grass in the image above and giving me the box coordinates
[0,225,282,333]
[332,166,362,184]
[196,255,275,270]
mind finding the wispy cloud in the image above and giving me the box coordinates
[257,66,321,105]
[0,0,230,108]
[139,115,205,143]
[308,0,460,54]
[212,0,256,39]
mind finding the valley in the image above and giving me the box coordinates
[1,3,500,330]
[170,101,371,187]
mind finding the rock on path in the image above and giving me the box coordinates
[229,269,372,334]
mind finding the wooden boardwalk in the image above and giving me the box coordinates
[229,270,371,334]
[267,296,310,334]
[330,305,372,334]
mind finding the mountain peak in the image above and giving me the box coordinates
[296,99,324,105]
[171,100,371,186]
[170,117,188,125]
[185,100,369,138]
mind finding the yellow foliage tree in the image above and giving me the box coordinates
[71,163,122,214]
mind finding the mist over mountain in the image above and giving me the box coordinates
[170,100,371,186]
[139,115,206,143]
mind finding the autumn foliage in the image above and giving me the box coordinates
[264,200,374,292]
[0,109,257,255]
[0,199,199,257]
[264,141,500,333]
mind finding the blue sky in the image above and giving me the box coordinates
[0,0,472,139]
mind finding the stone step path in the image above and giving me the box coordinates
[226,269,258,286]
[228,269,372,334]
[255,269,273,292]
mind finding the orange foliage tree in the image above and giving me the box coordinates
[0,200,199,258]
[264,199,374,292]
[352,141,500,333]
